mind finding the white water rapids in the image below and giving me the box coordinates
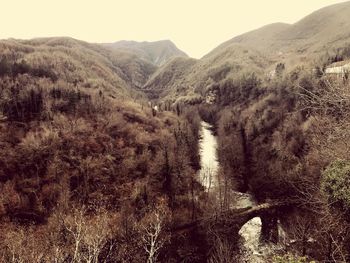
[198,121,286,262]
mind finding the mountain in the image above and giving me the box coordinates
[0,37,157,96]
[214,23,291,56]
[222,1,350,60]
[143,56,197,99]
[143,44,270,101]
[143,1,350,102]
[3,2,350,262]
[277,1,350,49]
[104,40,188,66]
[3,1,350,103]
[0,35,202,263]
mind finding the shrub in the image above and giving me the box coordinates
[208,64,231,82]
[321,160,350,211]
[3,88,44,122]
[50,88,92,114]
[0,57,57,81]
[30,66,58,82]
[0,57,11,76]
[12,60,31,76]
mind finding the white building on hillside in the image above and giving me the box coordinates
[325,61,350,75]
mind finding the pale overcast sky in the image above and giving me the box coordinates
[0,0,348,58]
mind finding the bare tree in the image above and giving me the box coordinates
[140,208,169,263]
[60,206,114,263]
[297,78,350,117]
[1,226,45,263]
[82,211,112,263]
[62,207,85,262]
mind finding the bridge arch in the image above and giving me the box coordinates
[173,202,288,243]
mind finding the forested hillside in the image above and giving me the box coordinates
[139,2,350,261]
[0,38,204,262]
[2,1,350,262]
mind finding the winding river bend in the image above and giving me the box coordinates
[198,121,285,262]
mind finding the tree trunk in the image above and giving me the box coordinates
[240,125,251,193]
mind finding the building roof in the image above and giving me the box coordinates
[326,60,350,68]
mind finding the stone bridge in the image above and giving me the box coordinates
[173,202,289,243]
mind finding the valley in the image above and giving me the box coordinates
[1,1,350,262]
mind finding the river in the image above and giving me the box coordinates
[198,121,286,262]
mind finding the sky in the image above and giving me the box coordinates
[0,0,348,58]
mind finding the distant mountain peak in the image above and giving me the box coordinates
[104,39,188,66]
[217,0,350,60]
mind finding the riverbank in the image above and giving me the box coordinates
[198,120,287,262]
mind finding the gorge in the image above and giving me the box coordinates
[2,1,350,262]
[197,121,288,262]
